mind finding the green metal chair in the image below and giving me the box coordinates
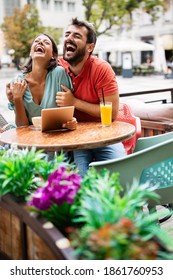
[0,114,16,132]
[89,134,173,219]
[0,114,8,128]
[134,132,173,222]
[134,131,173,152]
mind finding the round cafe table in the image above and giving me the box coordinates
[0,121,135,152]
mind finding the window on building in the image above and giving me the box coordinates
[54,1,63,11]
[41,0,50,10]
[4,0,21,16]
[67,2,75,12]
[164,0,172,22]
[141,36,154,64]
[27,0,36,4]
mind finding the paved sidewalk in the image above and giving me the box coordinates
[0,68,19,123]
[117,74,173,104]
[117,74,173,94]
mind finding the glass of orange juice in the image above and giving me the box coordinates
[100,102,112,127]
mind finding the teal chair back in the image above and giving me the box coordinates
[89,137,173,208]
[134,131,173,152]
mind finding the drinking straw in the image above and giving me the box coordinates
[102,88,105,105]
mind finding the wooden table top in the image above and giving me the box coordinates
[0,121,135,152]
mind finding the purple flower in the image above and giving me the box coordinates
[29,187,51,210]
[47,167,81,205]
[28,165,81,211]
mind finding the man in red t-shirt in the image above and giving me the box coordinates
[56,18,126,177]
[58,56,118,122]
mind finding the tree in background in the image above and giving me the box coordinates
[82,0,166,36]
[44,26,63,48]
[1,4,61,68]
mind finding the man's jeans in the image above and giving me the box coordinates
[73,143,126,177]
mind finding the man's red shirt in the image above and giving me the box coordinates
[58,56,119,121]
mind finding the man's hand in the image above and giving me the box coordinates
[56,85,75,107]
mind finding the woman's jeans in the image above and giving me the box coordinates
[73,143,126,177]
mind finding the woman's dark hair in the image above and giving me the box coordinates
[21,33,58,73]
[70,18,97,45]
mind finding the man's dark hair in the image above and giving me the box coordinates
[71,17,97,44]
[22,33,58,73]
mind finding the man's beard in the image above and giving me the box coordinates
[63,46,86,66]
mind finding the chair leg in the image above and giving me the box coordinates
[146,204,173,224]
[158,204,173,224]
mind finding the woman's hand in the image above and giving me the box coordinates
[11,79,27,103]
[6,83,14,103]
[62,117,77,130]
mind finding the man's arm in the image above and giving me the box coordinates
[56,85,119,120]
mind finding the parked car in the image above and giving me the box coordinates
[0,54,12,67]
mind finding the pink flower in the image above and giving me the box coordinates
[47,167,81,205]
[29,187,51,210]
[29,166,81,210]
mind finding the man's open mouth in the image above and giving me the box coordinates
[66,43,76,53]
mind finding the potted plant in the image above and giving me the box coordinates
[0,146,173,260]
[69,168,173,259]
[0,145,78,260]
[0,145,71,199]
[28,165,173,260]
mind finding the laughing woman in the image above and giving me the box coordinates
[7,33,77,130]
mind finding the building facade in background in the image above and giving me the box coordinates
[0,0,173,72]
[0,0,84,55]
[95,0,173,72]
[133,0,173,69]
